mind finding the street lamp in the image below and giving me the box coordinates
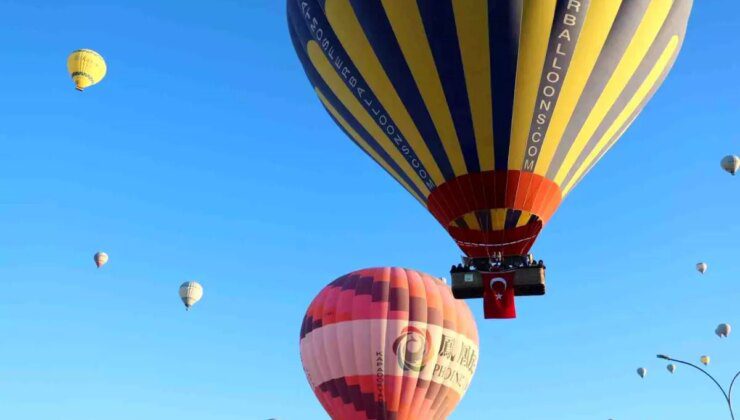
[656,354,740,420]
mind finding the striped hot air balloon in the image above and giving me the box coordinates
[300,267,479,420]
[287,0,692,258]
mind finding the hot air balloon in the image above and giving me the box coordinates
[288,0,693,317]
[696,262,707,274]
[300,267,479,419]
[716,323,731,338]
[667,364,676,374]
[93,251,108,268]
[179,281,203,311]
[67,49,107,91]
[721,155,739,176]
[700,355,710,366]
[637,367,647,378]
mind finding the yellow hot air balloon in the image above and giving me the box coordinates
[67,49,107,91]
[700,355,710,366]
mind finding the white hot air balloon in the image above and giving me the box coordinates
[667,364,676,374]
[94,251,109,268]
[716,323,731,338]
[179,281,203,311]
[696,262,708,274]
[637,367,647,378]
[721,155,739,176]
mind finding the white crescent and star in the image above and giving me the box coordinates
[489,278,507,301]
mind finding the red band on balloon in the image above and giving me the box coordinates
[427,170,562,257]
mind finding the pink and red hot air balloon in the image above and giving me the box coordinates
[300,268,479,420]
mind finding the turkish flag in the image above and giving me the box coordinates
[482,271,516,319]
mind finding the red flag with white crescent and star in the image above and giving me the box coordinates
[482,271,516,319]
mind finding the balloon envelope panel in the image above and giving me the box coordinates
[299,267,479,420]
[288,0,692,256]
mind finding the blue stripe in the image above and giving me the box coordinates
[288,11,318,89]
[504,209,521,230]
[288,0,437,191]
[417,0,479,174]
[455,217,470,229]
[289,17,428,202]
[349,0,457,182]
[488,0,522,170]
[476,210,491,231]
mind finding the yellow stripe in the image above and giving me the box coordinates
[534,1,622,176]
[553,0,674,185]
[452,0,494,172]
[491,209,507,231]
[307,41,432,197]
[463,213,480,231]
[516,211,531,228]
[316,89,428,207]
[324,0,445,186]
[381,0,468,177]
[508,0,557,169]
[563,36,679,195]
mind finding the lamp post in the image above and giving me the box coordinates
[656,354,739,420]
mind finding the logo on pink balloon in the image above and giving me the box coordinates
[392,326,433,372]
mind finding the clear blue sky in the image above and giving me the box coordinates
[0,1,737,419]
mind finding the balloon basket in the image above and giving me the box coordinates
[450,255,546,299]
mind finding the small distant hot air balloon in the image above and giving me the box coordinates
[696,262,708,274]
[700,355,710,366]
[637,367,647,378]
[716,324,731,338]
[721,155,739,176]
[93,251,108,268]
[67,49,107,91]
[667,364,676,374]
[179,281,203,311]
